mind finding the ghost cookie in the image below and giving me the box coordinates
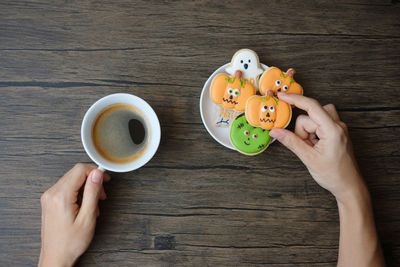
[245,95,292,130]
[229,113,271,156]
[210,70,256,112]
[259,67,303,96]
[225,49,264,90]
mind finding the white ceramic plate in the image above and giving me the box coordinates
[200,63,269,150]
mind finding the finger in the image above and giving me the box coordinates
[58,163,96,193]
[103,172,111,182]
[99,186,107,201]
[96,206,100,218]
[270,128,315,165]
[323,104,340,121]
[309,133,319,145]
[338,121,349,134]
[294,114,318,140]
[304,139,315,146]
[277,93,336,130]
[76,169,104,223]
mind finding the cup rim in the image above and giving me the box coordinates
[81,93,161,172]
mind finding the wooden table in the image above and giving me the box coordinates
[1,1,399,266]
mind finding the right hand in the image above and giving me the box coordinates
[269,93,366,203]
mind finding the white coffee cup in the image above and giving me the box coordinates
[81,93,161,172]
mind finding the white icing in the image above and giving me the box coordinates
[225,49,264,89]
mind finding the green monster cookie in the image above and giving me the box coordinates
[229,113,271,155]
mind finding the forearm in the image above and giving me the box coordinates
[38,253,74,267]
[336,183,385,267]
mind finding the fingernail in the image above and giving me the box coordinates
[90,170,103,184]
[270,128,286,140]
[277,92,286,98]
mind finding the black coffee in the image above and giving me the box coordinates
[92,103,149,164]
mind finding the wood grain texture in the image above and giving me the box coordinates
[0,0,399,266]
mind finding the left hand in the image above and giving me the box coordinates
[38,163,110,267]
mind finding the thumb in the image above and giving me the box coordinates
[77,169,104,222]
[270,128,314,164]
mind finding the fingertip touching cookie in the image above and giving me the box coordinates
[210,70,256,112]
[259,67,303,96]
[245,95,292,130]
[229,113,271,156]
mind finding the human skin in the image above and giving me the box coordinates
[38,164,110,267]
[270,92,385,267]
[39,93,385,266]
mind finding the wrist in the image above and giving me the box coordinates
[336,181,371,214]
[333,169,368,204]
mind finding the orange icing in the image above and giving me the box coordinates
[210,73,256,112]
[259,67,303,96]
[245,95,292,130]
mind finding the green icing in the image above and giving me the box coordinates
[225,77,235,84]
[230,114,271,154]
[225,77,245,88]
[289,78,294,84]
[272,97,278,105]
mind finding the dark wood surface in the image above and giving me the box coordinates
[1,0,399,266]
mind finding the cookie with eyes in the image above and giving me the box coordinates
[225,49,264,90]
[245,95,292,130]
[229,113,271,156]
[259,67,303,96]
[210,70,256,112]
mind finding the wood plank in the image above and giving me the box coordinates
[0,35,399,110]
[0,0,399,266]
[0,0,399,50]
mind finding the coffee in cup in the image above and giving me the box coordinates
[81,93,161,172]
[92,103,149,164]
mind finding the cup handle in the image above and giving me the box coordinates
[97,166,105,172]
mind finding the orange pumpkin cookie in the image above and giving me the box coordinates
[245,95,292,130]
[210,70,256,112]
[259,67,303,96]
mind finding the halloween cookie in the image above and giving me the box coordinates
[213,105,241,127]
[259,67,303,96]
[210,70,256,112]
[225,49,264,90]
[245,95,292,130]
[229,113,271,156]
